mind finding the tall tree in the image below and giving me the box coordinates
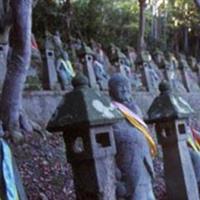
[0,0,33,142]
[138,0,146,53]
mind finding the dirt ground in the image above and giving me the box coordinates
[11,131,166,200]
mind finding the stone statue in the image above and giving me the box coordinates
[164,52,187,93]
[188,56,198,72]
[126,46,137,71]
[79,44,109,91]
[109,73,155,200]
[93,57,110,90]
[56,50,75,90]
[176,53,200,92]
[25,34,43,90]
[90,40,112,74]
[135,51,162,92]
[176,53,190,69]
[51,31,75,90]
[152,50,165,69]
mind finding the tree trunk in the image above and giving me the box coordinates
[138,0,146,53]
[183,27,189,54]
[195,36,200,59]
[0,0,32,139]
[194,0,200,8]
[152,16,158,41]
[173,31,180,53]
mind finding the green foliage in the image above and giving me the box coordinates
[32,0,200,54]
[71,0,141,47]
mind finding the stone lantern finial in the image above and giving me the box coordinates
[72,72,89,89]
[158,80,170,93]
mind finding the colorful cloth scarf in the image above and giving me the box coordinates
[113,101,157,157]
[0,139,19,200]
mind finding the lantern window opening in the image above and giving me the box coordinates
[177,123,186,135]
[48,51,53,56]
[95,132,111,148]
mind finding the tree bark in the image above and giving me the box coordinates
[138,0,146,53]
[0,0,32,137]
[183,27,189,54]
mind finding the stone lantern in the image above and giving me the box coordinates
[47,73,122,200]
[147,81,199,200]
[43,34,59,90]
[135,51,158,92]
[81,45,98,90]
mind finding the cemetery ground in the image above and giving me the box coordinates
[10,128,167,200]
[12,131,75,200]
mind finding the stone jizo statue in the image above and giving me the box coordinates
[109,73,156,200]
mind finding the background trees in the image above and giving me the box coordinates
[32,0,200,56]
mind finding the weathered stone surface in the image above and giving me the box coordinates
[47,74,121,200]
[109,74,155,200]
[148,82,200,200]
[43,35,60,90]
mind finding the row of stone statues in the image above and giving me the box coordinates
[1,31,199,94]
[41,32,200,94]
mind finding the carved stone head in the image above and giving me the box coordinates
[108,73,132,104]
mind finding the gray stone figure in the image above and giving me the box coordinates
[152,50,165,69]
[176,53,200,92]
[25,34,43,90]
[56,50,75,90]
[91,40,111,74]
[52,32,75,90]
[188,56,198,72]
[126,46,137,70]
[164,52,187,93]
[93,58,110,90]
[135,51,162,92]
[109,74,155,200]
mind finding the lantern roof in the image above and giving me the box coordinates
[147,81,194,123]
[47,73,123,132]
